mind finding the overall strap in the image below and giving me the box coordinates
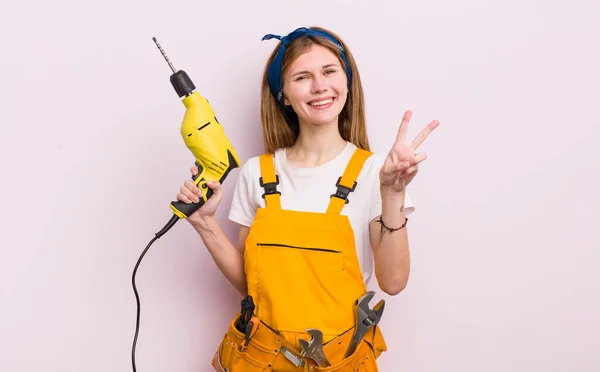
[326,148,373,215]
[258,153,281,210]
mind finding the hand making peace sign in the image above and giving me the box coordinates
[379,110,439,193]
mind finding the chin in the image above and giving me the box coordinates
[299,113,338,127]
[313,116,339,126]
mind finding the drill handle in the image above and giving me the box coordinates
[170,161,213,219]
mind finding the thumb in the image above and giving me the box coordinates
[394,161,410,172]
[206,181,222,194]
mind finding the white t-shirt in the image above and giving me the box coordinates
[228,141,414,283]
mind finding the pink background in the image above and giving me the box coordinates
[1,1,599,371]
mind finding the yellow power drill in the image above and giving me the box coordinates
[130,37,241,372]
[152,37,241,236]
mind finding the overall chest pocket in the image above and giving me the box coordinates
[257,243,341,254]
[256,242,345,275]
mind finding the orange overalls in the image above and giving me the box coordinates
[212,148,387,371]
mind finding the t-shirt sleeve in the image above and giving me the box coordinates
[228,159,258,227]
[368,153,415,222]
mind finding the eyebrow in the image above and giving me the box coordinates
[291,63,340,77]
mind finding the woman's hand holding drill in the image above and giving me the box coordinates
[176,165,223,228]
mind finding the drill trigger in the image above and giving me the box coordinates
[192,161,204,181]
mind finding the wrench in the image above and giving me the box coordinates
[299,328,331,367]
[344,291,385,358]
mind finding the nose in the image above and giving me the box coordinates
[311,74,328,94]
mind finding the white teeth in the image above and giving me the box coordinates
[310,98,333,107]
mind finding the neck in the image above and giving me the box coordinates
[287,119,347,167]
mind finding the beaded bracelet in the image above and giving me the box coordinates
[376,216,408,232]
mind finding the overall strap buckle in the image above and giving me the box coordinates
[260,175,281,199]
[326,148,372,214]
[258,153,282,209]
[330,176,357,204]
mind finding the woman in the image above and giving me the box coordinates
[176,26,438,372]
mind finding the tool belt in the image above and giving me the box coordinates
[212,312,387,372]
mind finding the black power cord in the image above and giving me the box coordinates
[131,215,179,372]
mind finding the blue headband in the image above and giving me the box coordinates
[261,27,352,108]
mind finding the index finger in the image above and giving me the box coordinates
[394,110,412,145]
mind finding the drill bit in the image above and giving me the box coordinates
[152,37,176,73]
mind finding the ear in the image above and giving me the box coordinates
[283,94,290,106]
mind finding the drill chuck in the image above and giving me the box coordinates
[170,70,196,98]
